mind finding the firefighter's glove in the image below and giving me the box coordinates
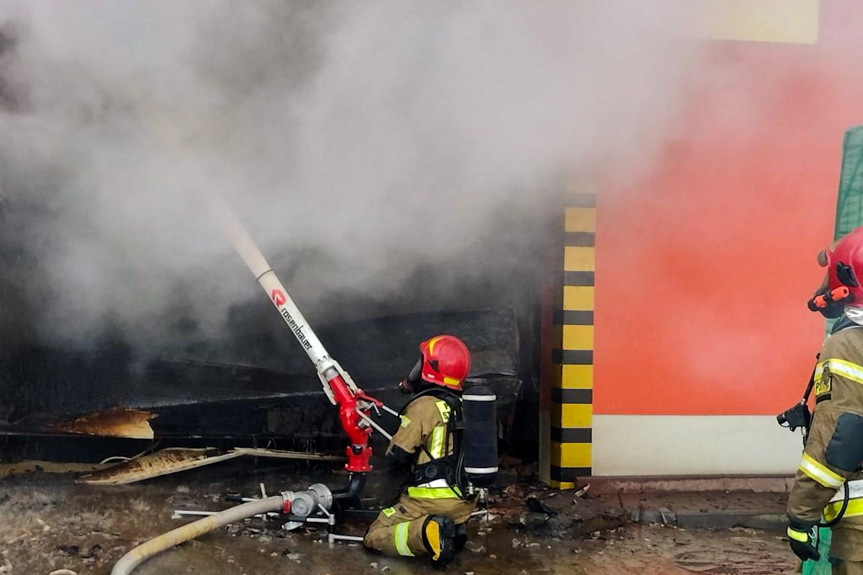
[787,521,820,562]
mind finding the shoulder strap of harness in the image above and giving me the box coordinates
[832,315,858,334]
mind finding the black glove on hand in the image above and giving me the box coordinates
[787,521,820,562]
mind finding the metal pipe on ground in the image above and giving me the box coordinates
[111,495,285,575]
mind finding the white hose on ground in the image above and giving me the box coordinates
[111,495,285,575]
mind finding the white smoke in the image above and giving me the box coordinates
[0,1,703,352]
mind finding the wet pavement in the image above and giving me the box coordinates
[0,462,798,575]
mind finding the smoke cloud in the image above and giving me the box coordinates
[0,1,703,355]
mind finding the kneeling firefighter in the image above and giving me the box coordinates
[363,335,497,569]
[786,227,863,573]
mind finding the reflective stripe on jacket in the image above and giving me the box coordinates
[787,324,863,561]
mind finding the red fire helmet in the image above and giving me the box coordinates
[825,227,863,306]
[418,335,471,390]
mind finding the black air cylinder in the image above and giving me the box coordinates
[462,384,498,487]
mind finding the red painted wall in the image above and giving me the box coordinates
[594,3,863,415]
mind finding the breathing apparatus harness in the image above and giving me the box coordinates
[400,386,497,501]
[407,388,464,497]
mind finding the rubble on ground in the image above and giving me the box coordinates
[0,461,794,574]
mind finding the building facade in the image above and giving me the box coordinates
[541,0,863,483]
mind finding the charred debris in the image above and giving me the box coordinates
[0,307,539,474]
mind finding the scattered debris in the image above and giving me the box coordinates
[50,407,156,439]
[0,461,108,478]
[77,447,342,485]
[0,467,797,573]
[57,545,79,556]
[525,496,558,516]
[5,531,30,545]
[503,484,528,499]
[499,455,523,470]
[173,510,218,519]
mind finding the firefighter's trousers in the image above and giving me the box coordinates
[831,521,863,572]
[364,491,475,557]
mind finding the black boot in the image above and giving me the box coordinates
[422,515,456,570]
[454,523,467,551]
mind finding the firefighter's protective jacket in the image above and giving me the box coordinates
[364,394,474,557]
[787,324,863,561]
[388,395,461,499]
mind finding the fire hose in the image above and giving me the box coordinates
[111,496,285,575]
[112,484,336,575]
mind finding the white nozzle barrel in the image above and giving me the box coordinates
[210,195,333,371]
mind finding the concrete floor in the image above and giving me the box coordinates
[0,464,798,575]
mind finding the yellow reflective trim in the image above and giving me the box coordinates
[435,400,451,423]
[814,362,830,396]
[442,376,461,387]
[815,374,832,397]
[427,336,441,355]
[825,498,863,522]
[786,526,809,543]
[400,415,411,429]
[382,506,396,518]
[430,426,446,459]
[394,522,413,556]
[407,486,462,499]
[823,358,863,385]
[799,453,844,488]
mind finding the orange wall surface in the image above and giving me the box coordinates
[593,3,863,416]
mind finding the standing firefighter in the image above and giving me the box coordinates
[364,335,496,569]
[787,227,863,573]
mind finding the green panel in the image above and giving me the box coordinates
[834,126,863,239]
[801,527,831,575]
[828,127,863,334]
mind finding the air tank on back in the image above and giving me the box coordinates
[461,384,498,487]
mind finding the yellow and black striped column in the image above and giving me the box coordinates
[549,190,595,488]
